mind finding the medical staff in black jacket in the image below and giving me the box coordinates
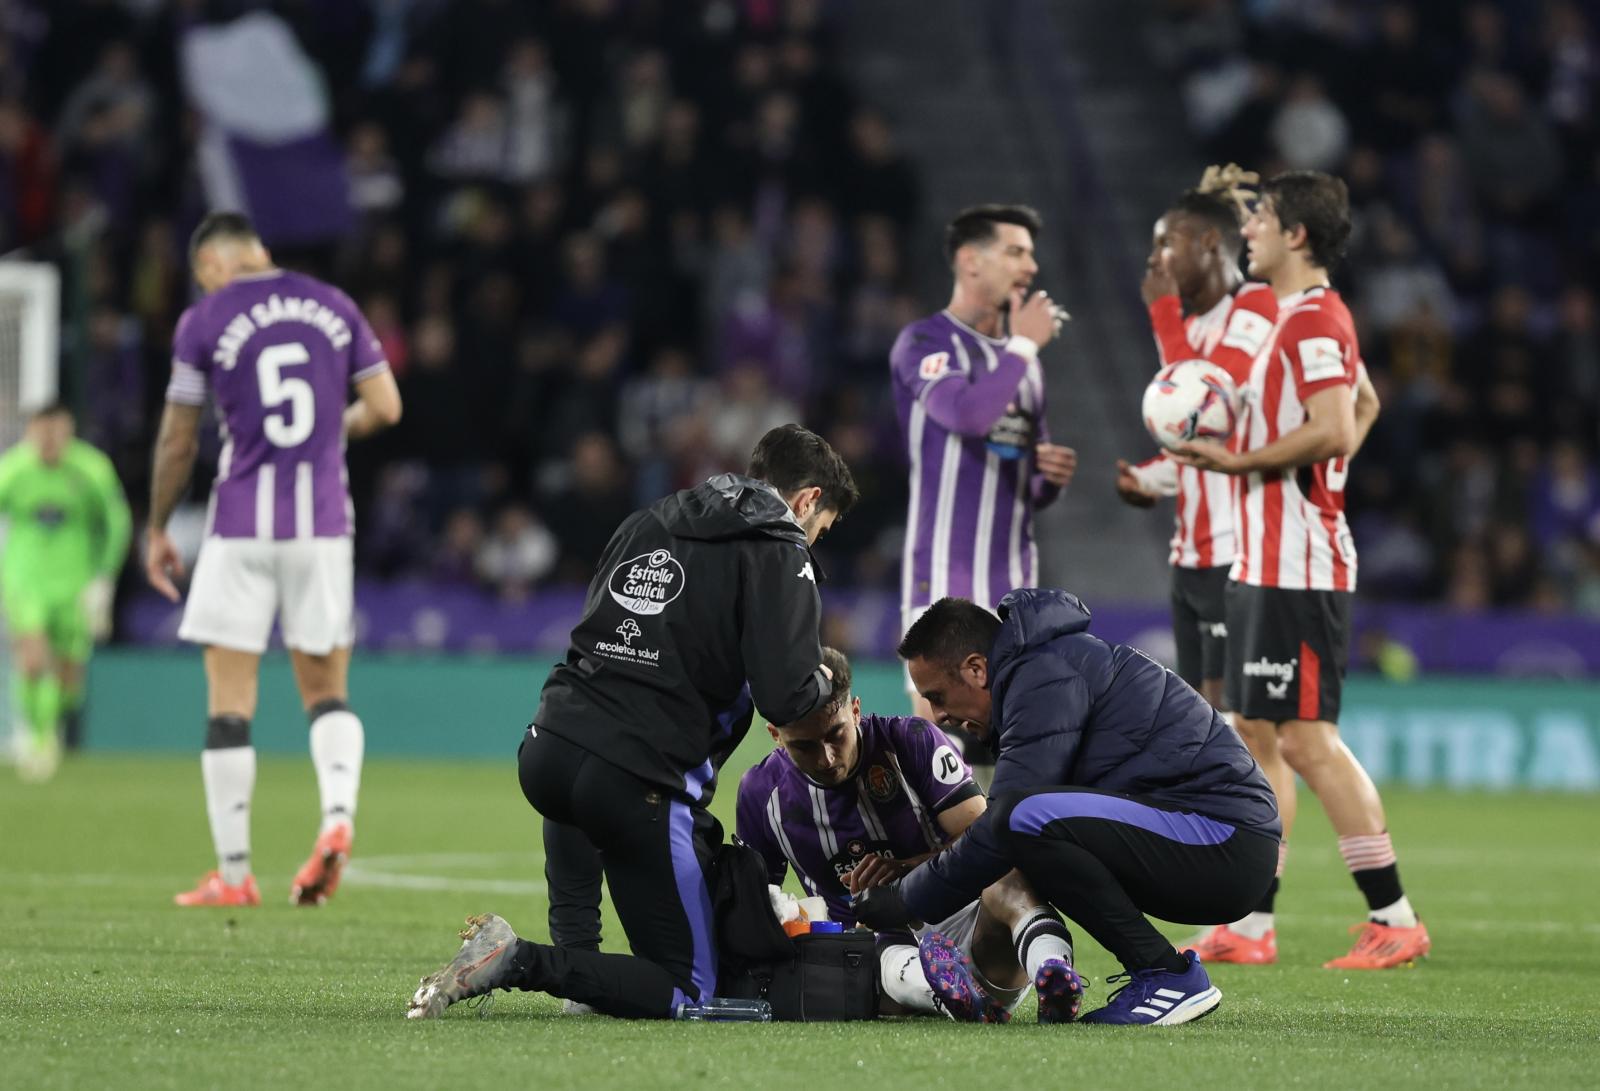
[407,424,858,1020]
[857,589,1281,1026]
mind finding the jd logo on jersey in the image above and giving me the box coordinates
[608,548,687,615]
[931,744,964,786]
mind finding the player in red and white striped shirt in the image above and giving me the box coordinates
[1117,171,1277,711]
[1176,171,1427,971]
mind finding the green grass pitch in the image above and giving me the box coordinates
[4,743,1598,1090]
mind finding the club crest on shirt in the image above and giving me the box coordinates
[865,764,900,803]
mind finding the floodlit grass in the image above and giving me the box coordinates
[3,750,1597,1089]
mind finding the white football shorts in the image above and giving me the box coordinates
[179,536,355,655]
[915,899,981,953]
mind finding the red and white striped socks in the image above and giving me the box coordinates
[1338,832,1417,927]
[1337,832,1396,871]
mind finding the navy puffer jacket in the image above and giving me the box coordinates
[900,588,1280,923]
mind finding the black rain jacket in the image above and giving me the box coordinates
[535,474,831,802]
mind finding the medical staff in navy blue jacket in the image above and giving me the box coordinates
[856,589,1280,1026]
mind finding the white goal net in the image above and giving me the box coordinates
[0,261,61,760]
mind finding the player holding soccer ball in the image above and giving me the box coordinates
[1174,172,1425,970]
[1116,165,1278,713]
[146,212,402,908]
[0,404,130,781]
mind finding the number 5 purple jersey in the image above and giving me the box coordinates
[166,270,389,539]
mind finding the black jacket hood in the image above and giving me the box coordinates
[653,473,808,545]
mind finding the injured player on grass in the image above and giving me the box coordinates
[735,647,1081,1023]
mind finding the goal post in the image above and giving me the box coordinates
[0,261,62,760]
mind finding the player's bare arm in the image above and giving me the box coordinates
[344,369,403,440]
[145,402,203,602]
[935,794,986,837]
[1176,385,1355,476]
[1352,366,1381,456]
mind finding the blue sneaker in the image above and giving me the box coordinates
[918,931,1011,1023]
[1079,950,1221,1026]
[1033,959,1085,1024]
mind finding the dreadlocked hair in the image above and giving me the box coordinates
[1197,163,1260,213]
[1167,162,1258,254]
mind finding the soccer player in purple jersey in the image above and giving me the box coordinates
[145,212,402,908]
[890,205,1076,731]
[737,648,1080,1023]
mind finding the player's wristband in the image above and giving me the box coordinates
[1005,335,1039,362]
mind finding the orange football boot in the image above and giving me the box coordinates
[1181,923,1278,964]
[174,871,261,907]
[291,824,353,906]
[1324,919,1431,969]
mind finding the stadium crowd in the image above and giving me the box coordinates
[1151,0,1600,613]
[0,0,914,603]
[4,0,1600,615]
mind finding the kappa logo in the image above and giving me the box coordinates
[865,764,899,803]
[615,619,642,646]
[1266,679,1289,700]
[608,548,686,615]
[798,561,816,583]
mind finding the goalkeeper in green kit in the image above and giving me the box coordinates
[0,403,130,780]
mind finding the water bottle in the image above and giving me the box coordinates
[673,996,773,1022]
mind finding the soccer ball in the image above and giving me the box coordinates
[1141,360,1239,451]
